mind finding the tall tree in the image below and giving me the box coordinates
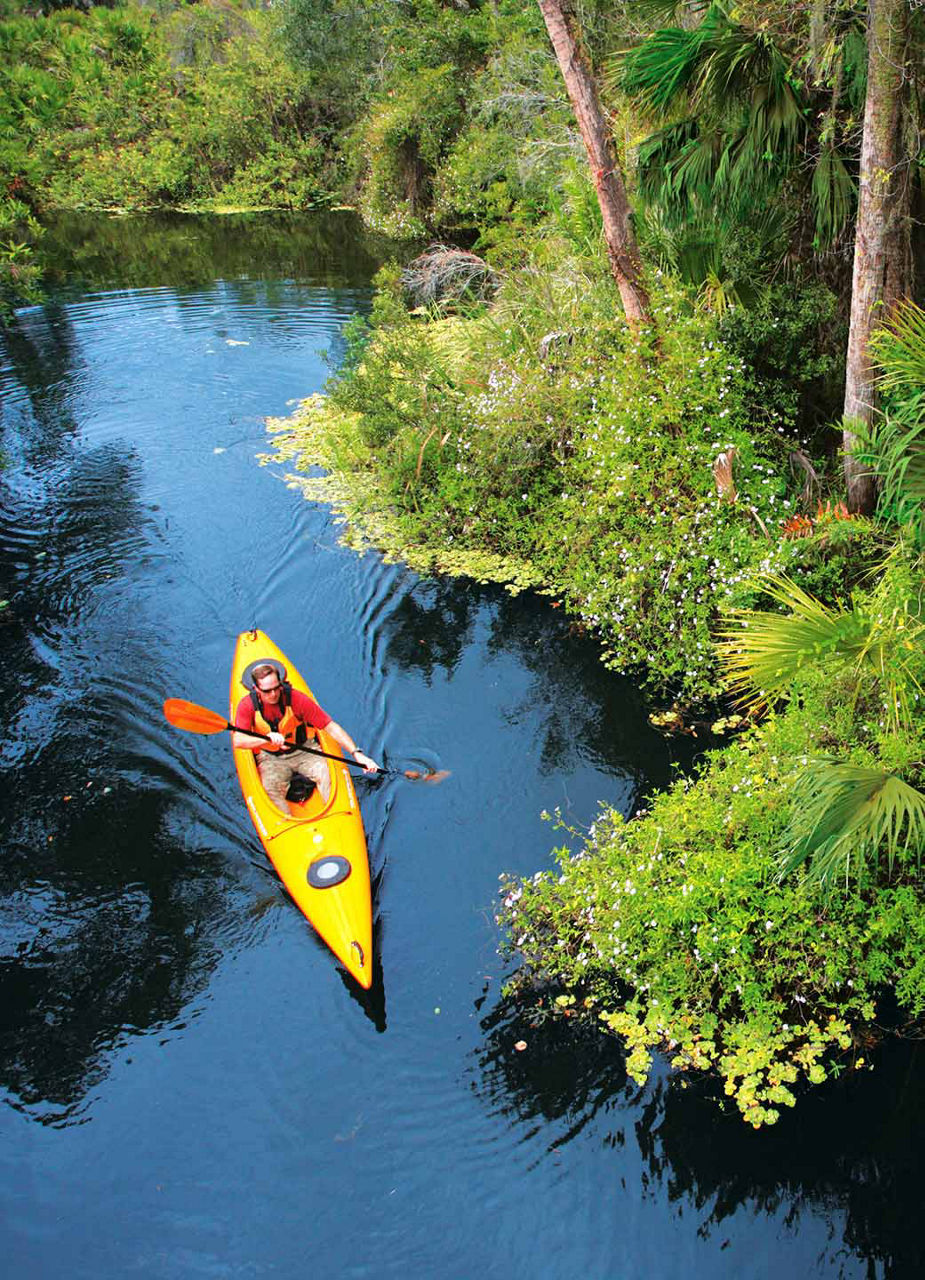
[536,0,652,328]
[842,0,913,513]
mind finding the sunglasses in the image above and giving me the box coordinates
[258,682,282,693]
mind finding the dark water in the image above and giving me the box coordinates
[0,212,922,1278]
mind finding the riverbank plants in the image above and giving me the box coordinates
[496,304,925,1127]
[269,248,875,705]
[0,2,333,219]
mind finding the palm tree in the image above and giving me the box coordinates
[617,2,919,510]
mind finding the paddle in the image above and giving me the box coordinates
[162,698,449,783]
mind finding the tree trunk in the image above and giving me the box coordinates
[536,0,652,329]
[842,0,911,512]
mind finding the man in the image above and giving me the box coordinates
[232,662,378,815]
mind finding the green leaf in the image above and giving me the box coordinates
[780,761,925,887]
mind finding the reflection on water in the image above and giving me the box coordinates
[40,209,396,296]
[380,576,675,793]
[0,212,920,1278]
[475,993,923,1275]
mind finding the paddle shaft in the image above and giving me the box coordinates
[162,698,446,782]
[230,720,393,775]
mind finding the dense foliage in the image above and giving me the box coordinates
[0,0,336,311]
[498,658,925,1128]
[0,3,332,213]
[494,305,925,1126]
[273,254,881,704]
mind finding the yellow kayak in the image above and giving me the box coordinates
[230,628,373,988]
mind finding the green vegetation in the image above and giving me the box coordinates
[0,0,572,311]
[0,0,338,312]
[269,259,876,705]
[0,3,331,214]
[261,0,923,1123]
[493,304,925,1127]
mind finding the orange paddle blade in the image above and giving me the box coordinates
[163,698,231,735]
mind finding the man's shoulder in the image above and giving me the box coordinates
[234,691,255,724]
[291,688,328,722]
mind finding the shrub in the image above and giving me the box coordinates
[433,30,572,233]
[51,136,194,209]
[0,4,335,217]
[210,138,330,211]
[356,65,466,238]
[719,281,845,445]
[293,262,817,705]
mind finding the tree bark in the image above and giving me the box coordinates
[536,0,652,329]
[842,0,911,512]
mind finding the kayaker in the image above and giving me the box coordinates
[232,662,379,813]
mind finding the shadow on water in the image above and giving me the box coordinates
[337,912,388,1034]
[485,587,696,788]
[0,789,229,1125]
[0,304,82,460]
[634,1039,925,1275]
[472,991,925,1275]
[378,574,483,683]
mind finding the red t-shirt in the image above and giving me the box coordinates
[235,688,331,747]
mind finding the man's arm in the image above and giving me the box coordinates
[324,720,380,774]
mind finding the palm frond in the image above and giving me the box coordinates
[619,0,711,26]
[871,301,925,405]
[811,145,856,247]
[840,26,869,115]
[623,8,804,224]
[619,24,710,115]
[637,119,716,209]
[717,574,870,706]
[863,417,925,546]
[719,573,925,729]
[698,265,766,313]
[854,603,925,730]
[637,204,681,272]
[697,28,802,146]
[861,303,925,544]
[779,761,925,886]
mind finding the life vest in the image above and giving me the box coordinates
[250,682,316,753]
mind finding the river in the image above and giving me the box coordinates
[0,212,921,1278]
